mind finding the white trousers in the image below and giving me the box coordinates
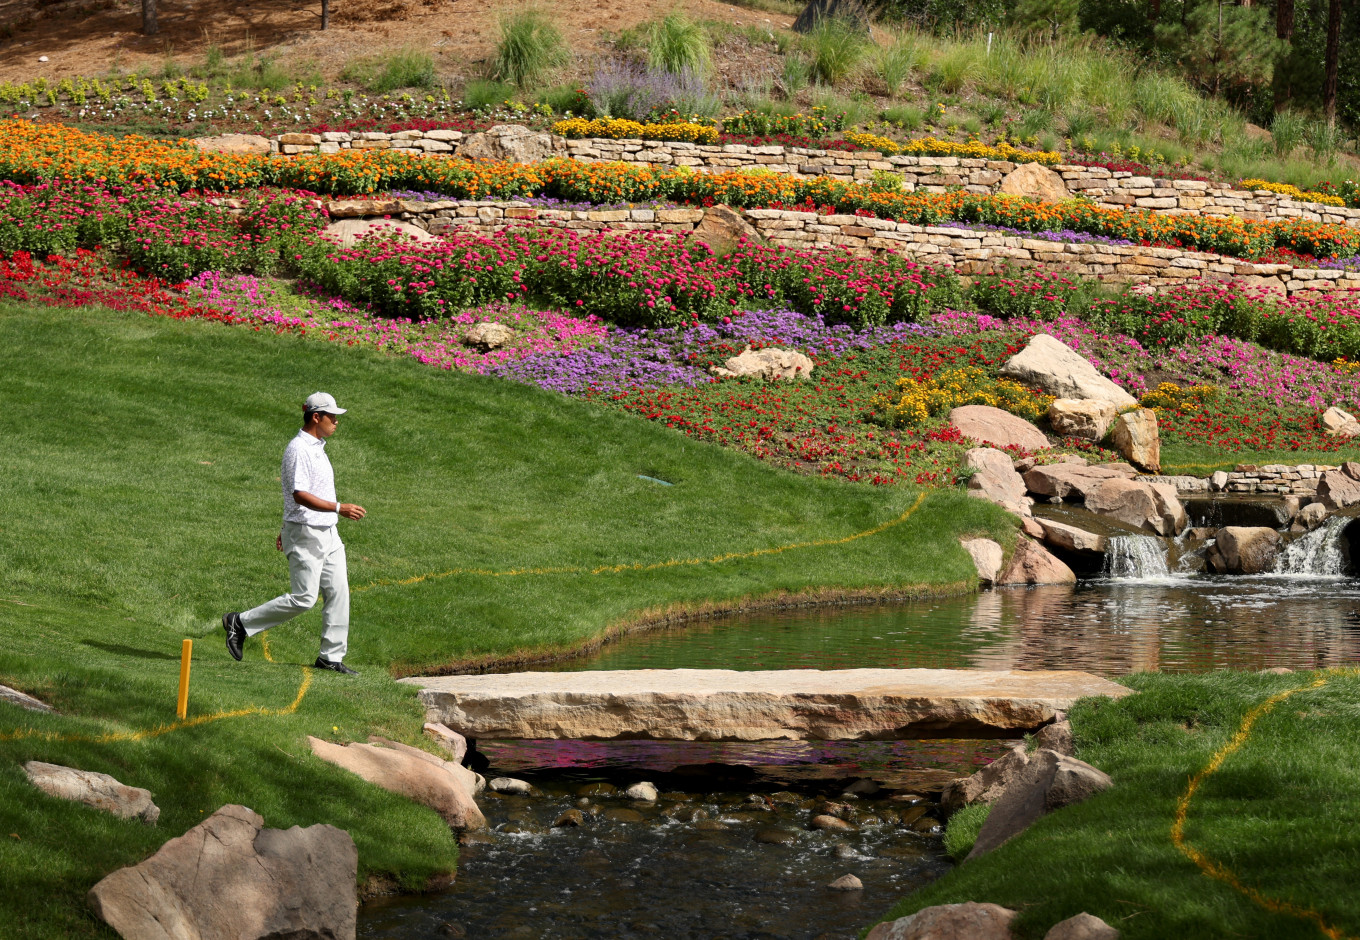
[240,522,349,662]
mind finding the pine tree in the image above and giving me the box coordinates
[1153,0,1283,97]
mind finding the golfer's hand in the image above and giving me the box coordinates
[339,503,367,520]
[276,533,283,551]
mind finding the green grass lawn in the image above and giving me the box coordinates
[1161,446,1360,476]
[0,300,1012,938]
[874,670,1360,940]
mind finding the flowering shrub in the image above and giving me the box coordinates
[841,132,1062,165]
[552,117,718,144]
[870,366,1052,427]
[1240,179,1346,208]
[721,108,848,138]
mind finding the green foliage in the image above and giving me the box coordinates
[1008,0,1081,41]
[942,803,991,860]
[875,32,925,97]
[882,103,926,130]
[537,83,591,116]
[1270,109,1307,158]
[646,12,712,76]
[492,9,570,88]
[1153,1,1284,99]
[803,17,867,86]
[461,78,516,112]
[781,52,813,96]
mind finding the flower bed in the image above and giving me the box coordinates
[552,117,719,145]
[839,132,1061,165]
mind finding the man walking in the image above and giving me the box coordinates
[223,392,366,674]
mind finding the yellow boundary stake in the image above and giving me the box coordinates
[175,639,192,719]
[1172,672,1356,940]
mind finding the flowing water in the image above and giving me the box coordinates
[361,516,1360,939]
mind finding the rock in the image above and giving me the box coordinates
[1,682,53,712]
[1298,502,1329,530]
[489,777,533,796]
[999,162,1070,203]
[996,537,1076,586]
[1033,719,1074,756]
[87,805,356,940]
[1021,517,1046,538]
[940,745,1029,816]
[1000,335,1137,407]
[1037,519,1106,554]
[1345,461,1360,482]
[867,902,1018,940]
[1210,470,1230,491]
[308,736,486,830]
[457,124,564,163]
[364,735,484,794]
[1023,463,1137,501]
[552,809,586,827]
[811,814,855,831]
[1205,526,1282,575]
[324,218,438,248]
[1321,406,1360,437]
[603,807,645,823]
[968,749,1112,859]
[966,447,1030,508]
[38,55,49,62]
[1110,409,1161,473]
[1085,478,1179,535]
[755,827,799,844]
[24,761,159,824]
[1048,398,1118,441]
[842,778,881,797]
[950,405,1051,452]
[1147,481,1188,534]
[423,721,468,763]
[192,133,271,155]
[1261,666,1294,675]
[624,781,659,802]
[687,204,761,252]
[1316,470,1360,511]
[463,321,514,351]
[712,346,814,381]
[827,873,864,891]
[1043,912,1120,940]
[961,538,1004,585]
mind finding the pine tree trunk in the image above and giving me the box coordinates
[1273,0,1294,113]
[142,0,157,35]
[1323,0,1341,126]
[321,0,329,30]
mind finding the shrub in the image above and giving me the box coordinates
[348,49,436,93]
[461,79,516,112]
[537,84,592,116]
[588,60,714,121]
[646,12,712,76]
[781,53,812,96]
[492,9,570,88]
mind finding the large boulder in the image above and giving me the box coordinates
[324,218,439,248]
[1084,478,1183,536]
[24,761,159,824]
[308,736,486,830]
[1038,519,1106,553]
[1044,913,1120,940]
[1110,409,1161,473]
[1316,469,1360,511]
[687,204,761,253]
[87,805,356,940]
[940,745,1029,816]
[968,749,1112,859]
[999,162,1070,203]
[1206,526,1282,574]
[867,902,1017,940]
[996,537,1076,586]
[1321,406,1360,438]
[1048,398,1117,441]
[966,447,1029,510]
[960,538,1004,585]
[950,405,1051,452]
[463,321,515,351]
[712,346,814,381]
[1023,463,1137,501]
[458,124,564,163]
[192,133,271,155]
[423,721,469,763]
[1000,335,1137,407]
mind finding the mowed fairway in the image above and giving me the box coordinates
[0,301,1011,938]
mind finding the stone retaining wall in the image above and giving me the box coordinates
[1211,464,1339,496]
[274,127,1360,228]
[325,197,1360,297]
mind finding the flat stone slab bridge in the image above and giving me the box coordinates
[403,669,1133,741]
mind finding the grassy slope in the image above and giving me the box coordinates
[0,300,1012,938]
[873,670,1360,940]
[1161,446,1360,475]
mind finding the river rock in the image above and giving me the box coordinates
[489,776,533,796]
[192,133,271,155]
[950,405,1051,452]
[1084,478,1181,536]
[1038,519,1106,553]
[755,828,799,844]
[1044,912,1120,939]
[996,537,1076,586]
[1110,409,1161,473]
[423,721,468,763]
[940,745,1029,816]
[1023,463,1137,501]
[1033,719,1074,756]
[688,204,761,252]
[87,804,356,940]
[968,749,1112,859]
[24,761,159,824]
[324,218,438,248]
[457,123,564,163]
[712,346,814,381]
[463,321,515,351]
[1205,526,1282,575]
[827,873,864,891]
[811,814,855,831]
[1298,502,1329,530]
[966,447,1030,509]
[1148,481,1188,533]
[867,902,1018,940]
[624,781,659,802]
[961,538,1004,586]
[1000,335,1137,407]
[308,736,486,830]
[1316,469,1360,510]
[999,162,1070,203]
[1048,398,1117,441]
[553,809,586,827]
[1210,470,1230,491]
[1,682,53,712]
[1321,406,1360,437]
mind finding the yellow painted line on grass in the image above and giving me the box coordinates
[355,492,929,594]
[1172,671,1356,940]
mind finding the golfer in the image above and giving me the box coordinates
[222,392,366,675]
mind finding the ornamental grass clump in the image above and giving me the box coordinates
[492,9,570,88]
[870,366,1053,428]
[646,12,712,77]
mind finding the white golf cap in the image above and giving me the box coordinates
[303,391,347,415]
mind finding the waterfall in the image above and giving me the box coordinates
[1103,535,1171,579]
[1275,518,1350,576]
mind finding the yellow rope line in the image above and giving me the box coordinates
[1172,672,1355,940]
[355,492,929,593]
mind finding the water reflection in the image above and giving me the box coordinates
[545,576,1360,677]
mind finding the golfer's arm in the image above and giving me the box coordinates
[293,489,344,512]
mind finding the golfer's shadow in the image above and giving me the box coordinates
[82,639,179,661]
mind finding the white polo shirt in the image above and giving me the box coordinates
[281,430,339,527]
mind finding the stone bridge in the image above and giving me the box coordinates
[402,668,1132,742]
